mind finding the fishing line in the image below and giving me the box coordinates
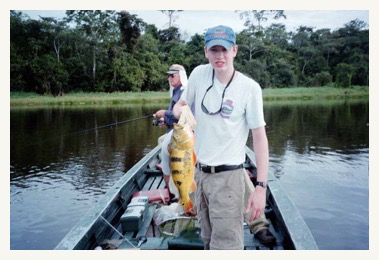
[59,114,154,137]
[12,114,154,153]
[99,215,124,239]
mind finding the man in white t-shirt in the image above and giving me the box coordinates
[173,25,275,249]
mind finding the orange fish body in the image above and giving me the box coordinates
[168,123,197,214]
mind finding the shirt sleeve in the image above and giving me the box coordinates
[164,88,183,127]
[164,110,176,127]
[182,65,202,107]
[245,82,266,129]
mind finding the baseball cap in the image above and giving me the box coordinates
[166,64,185,74]
[204,25,236,49]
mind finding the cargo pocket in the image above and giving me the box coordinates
[206,170,245,249]
[211,170,244,219]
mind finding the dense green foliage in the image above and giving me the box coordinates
[10,10,369,95]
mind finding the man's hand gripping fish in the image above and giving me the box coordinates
[168,122,197,216]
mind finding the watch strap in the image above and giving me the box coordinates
[256,181,268,188]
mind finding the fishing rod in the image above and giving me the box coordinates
[12,114,154,153]
[61,114,154,137]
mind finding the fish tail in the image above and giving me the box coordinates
[184,199,193,213]
[179,195,194,212]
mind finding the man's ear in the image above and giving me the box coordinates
[204,46,208,59]
[233,45,238,57]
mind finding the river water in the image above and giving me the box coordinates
[9,99,369,250]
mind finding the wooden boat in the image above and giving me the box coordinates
[54,145,318,250]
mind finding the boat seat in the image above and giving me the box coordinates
[136,204,157,238]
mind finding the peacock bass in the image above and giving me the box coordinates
[168,122,197,215]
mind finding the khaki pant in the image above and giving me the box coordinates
[194,167,269,250]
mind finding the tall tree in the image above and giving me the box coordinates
[118,11,145,53]
[160,10,183,28]
[310,28,340,69]
[237,10,286,37]
[39,17,69,63]
[10,11,29,91]
[291,26,317,79]
[65,10,117,90]
[237,10,286,61]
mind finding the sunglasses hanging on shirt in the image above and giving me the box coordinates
[201,69,235,115]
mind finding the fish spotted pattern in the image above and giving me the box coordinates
[168,123,197,215]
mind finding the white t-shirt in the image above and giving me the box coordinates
[182,63,266,166]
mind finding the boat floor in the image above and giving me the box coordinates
[104,174,286,250]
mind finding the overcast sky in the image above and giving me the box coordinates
[19,10,369,37]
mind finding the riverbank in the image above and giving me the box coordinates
[10,86,368,106]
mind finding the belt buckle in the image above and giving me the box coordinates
[197,163,216,174]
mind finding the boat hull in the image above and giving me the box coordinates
[55,145,318,250]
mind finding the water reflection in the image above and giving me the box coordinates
[11,105,163,178]
[265,99,368,155]
[10,105,167,249]
[260,99,369,249]
[10,99,368,249]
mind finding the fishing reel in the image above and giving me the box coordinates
[152,118,164,126]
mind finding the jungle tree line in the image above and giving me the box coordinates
[10,10,369,96]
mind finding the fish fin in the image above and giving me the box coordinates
[184,200,194,213]
[192,152,196,165]
[190,180,197,192]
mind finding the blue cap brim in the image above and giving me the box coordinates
[205,39,233,49]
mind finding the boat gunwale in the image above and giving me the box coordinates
[245,146,318,250]
[54,145,162,250]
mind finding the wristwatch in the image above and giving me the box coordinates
[256,181,268,188]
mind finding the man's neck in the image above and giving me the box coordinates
[214,67,235,85]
